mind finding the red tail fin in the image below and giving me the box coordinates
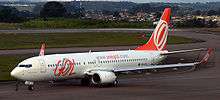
[39,43,45,56]
[135,8,171,51]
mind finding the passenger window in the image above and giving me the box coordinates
[27,64,32,68]
[19,65,25,67]
[19,64,32,68]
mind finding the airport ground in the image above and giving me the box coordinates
[0,32,199,50]
[0,29,219,100]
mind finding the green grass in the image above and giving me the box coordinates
[21,18,153,29]
[0,55,30,81]
[0,32,203,50]
[0,18,153,29]
[0,23,19,30]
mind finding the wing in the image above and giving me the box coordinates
[113,63,198,72]
[114,48,213,73]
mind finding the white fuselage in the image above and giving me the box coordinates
[11,50,165,81]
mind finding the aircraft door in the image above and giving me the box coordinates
[38,59,46,73]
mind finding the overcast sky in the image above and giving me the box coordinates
[5,0,220,3]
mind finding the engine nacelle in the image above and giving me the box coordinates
[91,71,116,84]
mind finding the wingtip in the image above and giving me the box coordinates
[200,48,214,64]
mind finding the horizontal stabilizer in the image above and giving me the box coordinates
[161,48,208,55]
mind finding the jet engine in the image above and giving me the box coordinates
[91,71,116,84]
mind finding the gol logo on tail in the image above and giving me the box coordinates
[154,20,168,51]
[54,58,75,77]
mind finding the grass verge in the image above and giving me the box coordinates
[21,18,153,29]
[0,32,204,50]
[0,23,19,30]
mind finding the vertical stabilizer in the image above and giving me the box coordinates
[135,8,171,51]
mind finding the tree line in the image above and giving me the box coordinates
[0,1,219,28]
[0,1,84,23]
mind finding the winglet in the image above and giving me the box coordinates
[39,43,45,56]
[200,48,213,64]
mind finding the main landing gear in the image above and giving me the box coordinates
[81,75,92,86]
[112,80,119,87]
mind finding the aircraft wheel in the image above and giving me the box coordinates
[81,76,91,86]
[106,80,119,87]
[28,85,34,91]
[113,80,119,87]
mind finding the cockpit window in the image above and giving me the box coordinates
[18,64,32,68]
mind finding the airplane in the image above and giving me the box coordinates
[10,8,213,91]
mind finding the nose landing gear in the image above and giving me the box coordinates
[25,81,34,91]
[28,85,34,90]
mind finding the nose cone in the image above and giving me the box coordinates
[10,68,19,79]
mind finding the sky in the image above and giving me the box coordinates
[5,0,220,3]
